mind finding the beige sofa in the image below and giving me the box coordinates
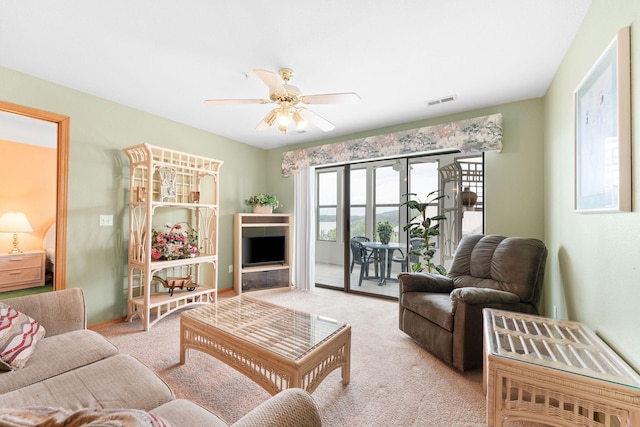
[0,289,322,426]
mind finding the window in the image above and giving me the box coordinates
[317,170,338,241]
[349,167,367,237]
[407,159,440,236]
[374,165,401,242]
[408,160,439,201]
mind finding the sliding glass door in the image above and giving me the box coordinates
[314,153,484,299]
[315,160,405,298]
[315,168,343,288]
[348,162,404,296]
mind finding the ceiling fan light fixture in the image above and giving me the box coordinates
[206,68,359,135]
[256,109,278,131]
[277,106,290,126]
[265,109,278,126]
[292,110,307,130]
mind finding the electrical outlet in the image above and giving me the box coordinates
[228,265,233,273]
[99,215,113,227]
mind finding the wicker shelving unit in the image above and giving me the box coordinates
[124,143,223,330]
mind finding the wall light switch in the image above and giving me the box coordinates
[99,215,113,226]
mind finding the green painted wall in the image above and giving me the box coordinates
[544,0,640,370]
[0,66,268,325]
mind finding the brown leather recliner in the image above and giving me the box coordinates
[398,234,547,371]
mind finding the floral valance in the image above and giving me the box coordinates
[281,113,502,176]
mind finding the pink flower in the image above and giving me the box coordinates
[155,235,166,247]
[151,248,162,260]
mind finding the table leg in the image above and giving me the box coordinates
[378,250,386,286]
[386,248,393,279]
[180,323,187,364]
[342,337,351,385]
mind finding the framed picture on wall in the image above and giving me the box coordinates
[574,26,631,213]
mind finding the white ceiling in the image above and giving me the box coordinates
[0,1,591,150]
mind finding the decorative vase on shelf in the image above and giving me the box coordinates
[461,187,477,207]
[253,205,273,214]
[159,166,177,202]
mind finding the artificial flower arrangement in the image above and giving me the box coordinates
[151,222,199,260]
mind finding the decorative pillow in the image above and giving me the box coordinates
[0,407,172,426]
[0,302,46,371]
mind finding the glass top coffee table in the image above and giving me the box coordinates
[180,296,351,395]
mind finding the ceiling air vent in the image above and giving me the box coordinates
[425,94,457,107]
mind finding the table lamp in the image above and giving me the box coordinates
[0,212,33,254]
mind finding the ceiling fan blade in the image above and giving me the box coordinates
[300,92,360,105]
[253,69,286,94]
[297,108,335,132]
[204,99,267,105]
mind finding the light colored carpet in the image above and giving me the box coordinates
[97,287,486,426]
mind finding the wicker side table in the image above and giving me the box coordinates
[483,309,640,427]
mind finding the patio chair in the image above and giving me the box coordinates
[349,236,379,286]
[391,238,423,272]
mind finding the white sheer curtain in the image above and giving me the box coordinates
[293,166,315,290]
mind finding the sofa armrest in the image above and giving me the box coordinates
[398,272,454,294]
[232,388,322,427]
[1,288,86,336]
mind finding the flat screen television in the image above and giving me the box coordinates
[242,235,286,267]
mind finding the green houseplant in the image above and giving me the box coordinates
[376,220,393,244]
[245,194,280,213]
[402,191,447,275]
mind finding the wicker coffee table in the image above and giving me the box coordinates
[180,296,351,395]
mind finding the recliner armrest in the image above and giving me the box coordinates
[398,272,454,293]
[451,287,519,313]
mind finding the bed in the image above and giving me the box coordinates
[43,222,55,276]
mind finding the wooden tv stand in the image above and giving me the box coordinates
[233,213,292,294]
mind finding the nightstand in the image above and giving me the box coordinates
[0,250,45,292]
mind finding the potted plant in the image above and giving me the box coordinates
[402,191,447,275]
[245,194,280,214]
[376,220,393,244]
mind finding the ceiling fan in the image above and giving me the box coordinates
[204,68,360,134]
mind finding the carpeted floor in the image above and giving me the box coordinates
[97,287,486,426]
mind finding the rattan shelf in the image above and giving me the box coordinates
[124,143,223,330]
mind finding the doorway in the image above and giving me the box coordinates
[0,101,69,296]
